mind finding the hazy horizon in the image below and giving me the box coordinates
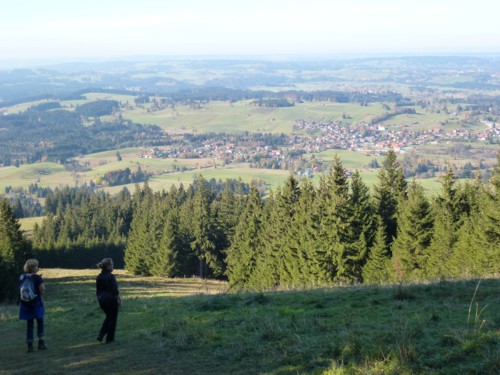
[1,0,499,66]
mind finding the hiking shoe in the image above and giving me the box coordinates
[38,339,47,350]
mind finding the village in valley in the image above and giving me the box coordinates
[139,116,499,170]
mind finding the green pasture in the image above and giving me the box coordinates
[113,100,394,135]
[309,149,383,169]
[0,151,448,197]
[118,100,298,134]
[18,216,46,237]
[0,163,67,192]
[101,165,293,195]
[1,99,56,114]
[2,93,489,138]
[1,269,498,374]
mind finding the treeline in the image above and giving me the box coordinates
[25,151,500,289]
[29,178,251,272]
[74,100,119,117]
[96,167,150,187]
[227,153,499,290]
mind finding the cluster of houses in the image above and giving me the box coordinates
[139,119,499,164]
[293,119,499,153]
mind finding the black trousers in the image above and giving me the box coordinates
[98,298,119,342]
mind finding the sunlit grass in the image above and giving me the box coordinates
[0,269,498,374]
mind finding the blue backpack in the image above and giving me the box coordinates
[19,274,37,303]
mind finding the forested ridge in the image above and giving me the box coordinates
[1,150,491,295]
[0,106,171,166]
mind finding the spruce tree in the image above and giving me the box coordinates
[426,168,461,279]
[347,170,376,282]
[124,186,155,275]
[247,191,277,290]
[255,175,301,289]
[248,175,300,290]
[362,218,392,284]
[316,156,353,283]
[451,162,500,277]
[190,176,221,277]
[151,208,183,277]
[0,198,30,302]
[391,181,433,282]
[280,177,319,288]
[225,184,263,290]
[373,149,407,248]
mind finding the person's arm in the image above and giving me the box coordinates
[109,274,121,306]
[36,275,45,295]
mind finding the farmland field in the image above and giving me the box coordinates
[1,92,497,197]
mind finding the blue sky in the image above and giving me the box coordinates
[1,0,499,61]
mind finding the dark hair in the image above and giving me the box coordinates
[97,258,113,270]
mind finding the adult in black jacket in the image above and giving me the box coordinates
[96,258,121,343]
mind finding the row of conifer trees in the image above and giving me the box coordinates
[26,150,500,291]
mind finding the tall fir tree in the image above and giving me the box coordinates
[362,218,392,284]
[190,176,221,277]
[261,175,301,288]
[426,168,461,279]
[347,170,376,282]
[250,175,300,289]
[316,156,353,283]
[124,185,155,275]
[151,208,185,277]
[391,181,433,282]
[280,177,319,288]
[0,198,30,302]
[225,184,263,290]
[451,161,500,277]
[373,149,407,249]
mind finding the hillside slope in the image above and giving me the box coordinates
[0,269,499,374]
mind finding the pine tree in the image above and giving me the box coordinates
[151,208,184,277]
[280,177,319,288]
[362,218,392,284]
[190,176,221,277]
[0,198,30,302]
[373,149,407,248]
[124,186,155,275]
[254,175,301,289]
[347,171,376,282]
[451,161,500,277]
[247,191,277,290]
[426,168,461,279]
[391,181,433,282]
[225,184,263,290]
[316,156,353,283]
[247,175,300,290]
[212,180,244,266]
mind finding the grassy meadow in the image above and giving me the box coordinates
[0,269,499,374]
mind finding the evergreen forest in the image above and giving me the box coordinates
[2,150,498,302]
